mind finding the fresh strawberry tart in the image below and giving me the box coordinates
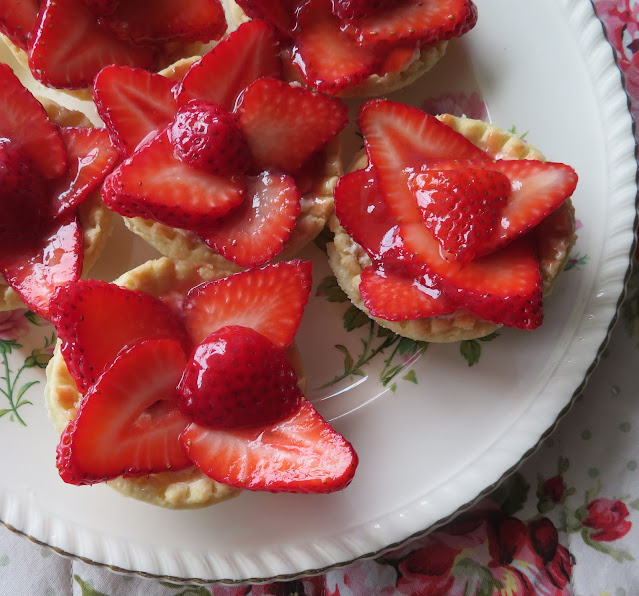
[45,257,358,508]
[329,100,578,342]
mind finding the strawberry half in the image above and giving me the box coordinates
[181,400,358,493]
[29,0,157,89]
[177,325,303,429]
[49,279,188,393]
[0,0,40,49]
[200,172,301,267]
[50,127,120,218]
[235,77,348,173]
[183,260,312,348]
[93,65,177,156]
[56,338,192,485]
[0,63,67,179]
[101,129,246,230]
[178,19,283,111]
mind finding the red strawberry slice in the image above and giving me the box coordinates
[50,127,119,218]
[287,0,380,95]
[0,0,40,49]
[93,65,177,156]
[183,260,312,348]
[0,63,67,179]
[234,0,297,33]
[181,399,358,493]
[49,279,189,392]
[342,0,478,47]
[178,19,283,111]
[331,0,394,20]
[81,0,119,16]
[359,264,454,321]
[29,0,157,89]
[200,172,301,267]
[235,77,348,173]
[100,0,226,45]
[177,325,303,429]
[101,129,246,230]
[409,166,511,263]
[0,216,82,318]
[56,338,192,485]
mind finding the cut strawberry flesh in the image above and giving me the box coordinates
[56,338,192,485]
[178,19,283,111]
[49,279,189,393]
[102,128,246,230]
[235,77,348,173]
[93,65,178,156]
[233,0,297,33]
[331,0,394,20]
[183,260,312,348]
[200,172,301,267]
[0,63,67,179]
[49,127,120,218]
[181,400,358,493]
[0,0,40,49]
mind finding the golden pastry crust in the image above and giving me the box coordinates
[328,115,578,343]
[0,99,113,313]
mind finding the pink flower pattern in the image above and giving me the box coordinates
[0,310,29,341]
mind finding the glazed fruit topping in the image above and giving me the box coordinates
[0,0,39,50]
[331,0,394,20]
[177,325,303,429]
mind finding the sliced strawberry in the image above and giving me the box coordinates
[288,0,380,94]
[0,63,66,179]
[49,279,188,393]
[50,127,119,218]
[56,338,192,485]
[342,0,478,47]
[359,264,453,321]
[81,0,119,16]
[235,77,348,173]
[0,216,82,319]
[178,325,303,429]
[181,400,358,493]
[183,260,312,348]
[93,65,177,156]
[178,19,283,111]
[200,172,301,267]
[29,0,157,89]
[331,0,393,20]
[234,0,297,33]
[102,129,246,230]
[0,0,40,49]
[100,0,226,45]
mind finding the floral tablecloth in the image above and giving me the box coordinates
[1,1,638,595]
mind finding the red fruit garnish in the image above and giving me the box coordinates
[49,279,188,393]
[170,101,252,177]
[50,127,120,218]
[200,172,301,267]
[342,0,478,47]
[56,338,192,485]
[99,0,226,45]
[81,0,120,16]
[101,129,246,230]
[178,19,283,111]
[0,0,40,49]
[181,400,358,493]
[409,166,511,263]
[234,0,296,33]
[0,216,83,318]
[178,325,303,429]
[29,0,157,89]
[0,63,67,179]
[331,0,393,20]
[235,77,348,173]
[183,260,312,348]
[93,65,177,156]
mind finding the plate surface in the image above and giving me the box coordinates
[0,0,636,584]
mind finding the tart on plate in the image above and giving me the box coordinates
[93,19,348,271]
[223,0,477,97]
[329,100,579,342]
[45,257,358,508]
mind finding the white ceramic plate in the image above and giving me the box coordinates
[0,0,636,584]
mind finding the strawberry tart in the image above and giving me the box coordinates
[329,100,579,342]
[222,0,478,97]
[0,63,117,317]
[0,0,228,98]
[93,19,348,271]
[45,257,358,508]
